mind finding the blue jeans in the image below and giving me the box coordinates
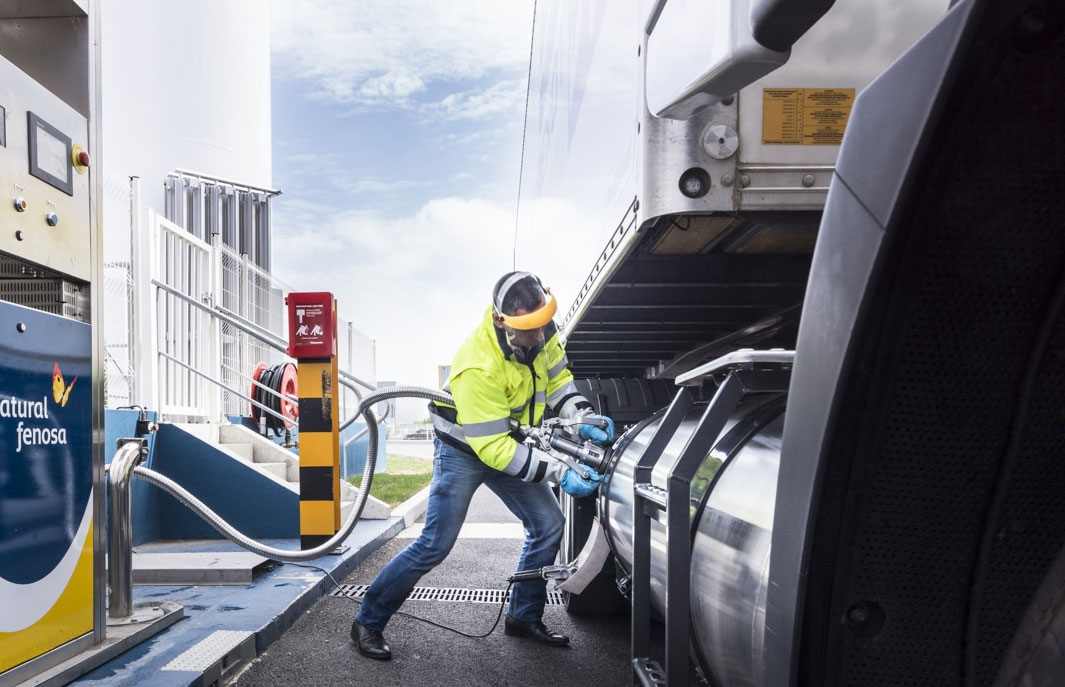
[356,438,565,631]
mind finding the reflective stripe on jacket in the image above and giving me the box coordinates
[429,306,591,474]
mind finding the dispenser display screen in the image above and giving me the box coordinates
[36,125,66,178]
[27,112,73,195]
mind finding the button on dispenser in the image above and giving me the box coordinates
[45,212,58,226]
[13,197,26,211]
[72,143,89,174]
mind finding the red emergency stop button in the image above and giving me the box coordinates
[72,144,89,174]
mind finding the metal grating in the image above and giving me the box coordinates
[0,277,84,319]
[329,584,565,605]
[160,629,254,672]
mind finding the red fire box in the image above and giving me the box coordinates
[286,292,336,359]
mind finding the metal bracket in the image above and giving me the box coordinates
[674,349,794,385]
[630,358,792,685]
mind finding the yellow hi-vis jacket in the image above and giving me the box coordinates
[429,307,592,480]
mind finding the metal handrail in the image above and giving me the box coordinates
[215,303,289,353]
[221,359,298,404]
[159,351,291,426]
[339,368,376,392]
[152,278,375,393]
[153,278,288,354]
[152,269,383,442]
[172,167,282,197]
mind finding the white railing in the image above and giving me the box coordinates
[103,260,136,407]
[130,208,376,423]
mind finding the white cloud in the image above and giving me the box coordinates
[270,193,599,390]
[339,177,434,195]
[271,0,534,116]
[423,80,527,122]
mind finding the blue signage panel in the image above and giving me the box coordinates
[0,302,93,672]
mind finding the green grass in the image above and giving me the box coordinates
[347,455,432,507]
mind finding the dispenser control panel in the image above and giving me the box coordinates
[0,54,90,281]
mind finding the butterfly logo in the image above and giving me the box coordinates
[52,362,77,407]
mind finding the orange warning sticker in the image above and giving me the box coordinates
[762,88,855,145]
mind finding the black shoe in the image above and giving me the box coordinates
[351,620,392,660]
[504,615,570,646]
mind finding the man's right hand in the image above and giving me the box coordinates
[559,464,602,498]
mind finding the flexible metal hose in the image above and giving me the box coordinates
[132,385,453,562]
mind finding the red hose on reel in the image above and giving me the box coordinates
[251,361,298,434]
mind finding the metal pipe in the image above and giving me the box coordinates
[107,440,148,619]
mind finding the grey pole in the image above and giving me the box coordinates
[107,440,148,619]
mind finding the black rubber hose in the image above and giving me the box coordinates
[254,363,290,436]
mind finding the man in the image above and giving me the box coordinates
[352,271,615,660]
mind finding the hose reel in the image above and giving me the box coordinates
[251,361,299,435]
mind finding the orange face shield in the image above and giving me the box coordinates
[494,272,557,330]
[498,289,557,330]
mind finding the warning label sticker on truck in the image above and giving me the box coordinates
[762,88,855,145]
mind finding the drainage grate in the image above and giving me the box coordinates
[329,584,565,605]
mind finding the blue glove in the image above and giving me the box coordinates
[578,414,615,445]
[559,464,602,498]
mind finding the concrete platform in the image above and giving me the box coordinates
[132,551,272,586]
[68,518,405,687]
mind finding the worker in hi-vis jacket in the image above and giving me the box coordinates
[352,271,615,660]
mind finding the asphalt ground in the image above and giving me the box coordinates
[232,484,639,687]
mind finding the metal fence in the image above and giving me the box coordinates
[124,207,376,423]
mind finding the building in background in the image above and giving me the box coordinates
[97,0,376,417]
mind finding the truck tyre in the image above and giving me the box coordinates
[994,544,1065,687]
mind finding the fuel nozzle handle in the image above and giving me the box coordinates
[547,432,607,472]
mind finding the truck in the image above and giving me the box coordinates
[518,0,1065,684]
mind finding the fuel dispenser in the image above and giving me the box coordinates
[0,4,177,685]
[0,17,100,687]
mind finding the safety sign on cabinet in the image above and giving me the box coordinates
[286,292,336,359]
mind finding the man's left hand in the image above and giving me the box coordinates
[578,414,615,445]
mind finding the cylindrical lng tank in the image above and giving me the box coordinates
[598,393,785,687]
[100,0,272,247]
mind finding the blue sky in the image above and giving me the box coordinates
[268,0,537,392]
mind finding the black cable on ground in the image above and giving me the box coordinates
[289,562,514,639]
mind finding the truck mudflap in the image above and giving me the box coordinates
[557,518,613,595]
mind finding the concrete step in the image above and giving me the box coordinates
[133,551,271,586]
[255,462,290,481]
[223,442,255,463]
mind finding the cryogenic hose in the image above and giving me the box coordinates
[130,385,452,562]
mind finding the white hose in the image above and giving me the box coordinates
[133,385,453,562]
